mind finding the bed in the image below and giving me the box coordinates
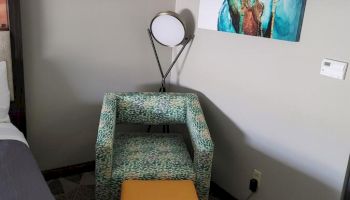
[0,123,54,200]
[0,1,54,199]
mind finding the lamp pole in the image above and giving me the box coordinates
[148,29,194,92]
[147,11,194,133]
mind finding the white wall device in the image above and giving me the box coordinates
[320,59,348,80]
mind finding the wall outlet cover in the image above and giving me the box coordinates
[252,169,262,186]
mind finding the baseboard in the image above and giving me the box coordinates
[42,161,95,181]
[210,181,238,200]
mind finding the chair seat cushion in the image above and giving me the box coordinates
[112,134,195,183]
[121,180,198,200]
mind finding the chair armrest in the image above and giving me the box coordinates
[96,93,117,200]
[186,94,214,200]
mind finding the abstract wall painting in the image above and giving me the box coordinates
[0,0,8,30]
[198,0,306,42]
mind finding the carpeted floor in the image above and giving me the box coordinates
[47,171,221,200]
[47,172,95,200]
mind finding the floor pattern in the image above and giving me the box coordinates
[47,171,221,200]
[47,172,95,200]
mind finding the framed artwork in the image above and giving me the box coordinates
[0,0,8,30]
[198,0,306,42]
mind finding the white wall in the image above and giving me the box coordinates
[173,0,350,199]
[20,0,175,170]
[20,0,350,199]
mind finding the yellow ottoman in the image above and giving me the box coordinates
[121,180,199,200]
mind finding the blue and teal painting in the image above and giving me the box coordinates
[198,0,306,42]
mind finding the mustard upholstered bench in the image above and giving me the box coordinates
[121,180,199,200]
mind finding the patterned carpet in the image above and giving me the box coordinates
[47,171,221,200]
[47,172,95,200]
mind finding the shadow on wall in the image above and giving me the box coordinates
[170,85,339,200]
[180,9,196,39]
[23,1,105,169]
[25,58,101,168]
[174,9,196,86]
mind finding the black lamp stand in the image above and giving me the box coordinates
[147,29,194,92]
[147,29,194,133]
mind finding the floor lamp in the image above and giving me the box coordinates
[147,11,193,132]
[148,11,194,92]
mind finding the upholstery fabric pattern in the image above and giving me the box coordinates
[96,93,214,200]
[112,134,195,197]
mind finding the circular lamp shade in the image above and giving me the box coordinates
[150,12,186,47]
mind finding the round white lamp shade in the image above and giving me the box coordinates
[150,12,186,47]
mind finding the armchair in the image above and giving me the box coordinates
[96,92,214,200]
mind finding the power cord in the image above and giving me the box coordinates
[245,192,254,200]
[245,178,258,200]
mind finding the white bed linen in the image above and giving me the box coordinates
[0,31,14,100]
[0,61,10,122]
[0,123,29,147]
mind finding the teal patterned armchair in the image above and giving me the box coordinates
[96,92,214,200]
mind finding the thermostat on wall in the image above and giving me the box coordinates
[320,59,348,80]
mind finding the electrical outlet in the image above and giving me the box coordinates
[252,169,262,186]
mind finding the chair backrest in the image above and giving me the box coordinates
[114,93,189,125]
